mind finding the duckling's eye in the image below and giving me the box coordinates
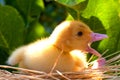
[77,31,83,36]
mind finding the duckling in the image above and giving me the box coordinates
[7,21,107,72]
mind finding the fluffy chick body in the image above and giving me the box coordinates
[7,21,94,72]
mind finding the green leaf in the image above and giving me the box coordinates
[0,5,25,51]
[56,0,85,6]
[55,0,88,20]
[65,13,74,20]
[81,0,120,57]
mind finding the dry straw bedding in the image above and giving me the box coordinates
[0,65,120,80]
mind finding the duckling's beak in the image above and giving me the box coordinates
[91,33,108,42]
[86,33,108,57]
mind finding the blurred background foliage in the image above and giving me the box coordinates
[0,0,120,65]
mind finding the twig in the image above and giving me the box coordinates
[104,51,120,59]
[0,65,46,75]
[49,49,64,74]
[56,70,71,80]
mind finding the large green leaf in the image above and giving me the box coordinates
[0,5,25,51]
[55,0,88,20]
[5,0,45,44]
[81,0,120,57]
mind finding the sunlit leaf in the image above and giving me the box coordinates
[25,21,48,43]
[55,0,85,6]
[65,13,74,20]
[81,0,120,57]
